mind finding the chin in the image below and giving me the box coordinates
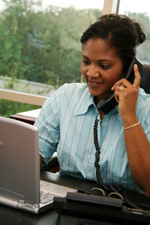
[88,85,112,98]
[88,87,103,97]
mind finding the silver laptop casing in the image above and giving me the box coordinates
[0,117,45,213]
[0,116,76,214]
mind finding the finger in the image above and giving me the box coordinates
[133,64,141,88]
[111,78,128,91]
[114,84,125,91]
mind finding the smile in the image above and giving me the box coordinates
[88,80,103,87]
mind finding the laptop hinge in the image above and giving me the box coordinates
[18,199,39,214]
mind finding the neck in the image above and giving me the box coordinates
[100,111,105,120]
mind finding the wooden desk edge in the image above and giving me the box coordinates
[10,114,36,125]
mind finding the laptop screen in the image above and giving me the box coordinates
[0,117,40,205]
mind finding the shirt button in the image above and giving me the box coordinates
[89,168,92,173]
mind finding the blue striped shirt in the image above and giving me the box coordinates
[35,83,150,194]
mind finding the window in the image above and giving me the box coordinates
[0,0,104,96]
[118,0,150,63]
[0,0,104,117]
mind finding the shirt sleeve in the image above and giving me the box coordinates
[34,85,64,164]
[137,89,150,141]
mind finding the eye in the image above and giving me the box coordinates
[82,59,90,65]
[100,64,111,70]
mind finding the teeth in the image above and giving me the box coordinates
[91,82,98,84]
[88,80,101,85]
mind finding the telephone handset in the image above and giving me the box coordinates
[97,58,143,114]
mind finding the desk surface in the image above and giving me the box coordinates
[0,172,97,225]
[1,172,149,225]
[10,109,40,125]
[0,206,58,225]
[0,172,99,225]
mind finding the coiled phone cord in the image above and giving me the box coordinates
[93,115,111,192]
[93,115,142,210]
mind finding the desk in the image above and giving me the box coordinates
[0,172,99,225]
[0,172,149,225]
[0,206,59,225]
[10,109,40,125]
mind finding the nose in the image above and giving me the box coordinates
[86,65,100,78]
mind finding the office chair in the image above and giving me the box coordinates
[140,63,150,93]
[41,154,59,172]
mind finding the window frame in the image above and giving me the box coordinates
[0,0,119,105]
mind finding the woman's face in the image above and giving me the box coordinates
[81,38,123,103]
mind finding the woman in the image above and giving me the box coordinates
[35,14,150,197]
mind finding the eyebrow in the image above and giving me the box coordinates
[82,55,113,63]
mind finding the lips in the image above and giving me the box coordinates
[88,80,103,87]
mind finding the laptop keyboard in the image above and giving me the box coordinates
[40,190,57,204]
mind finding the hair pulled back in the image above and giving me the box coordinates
[80,14,146,71]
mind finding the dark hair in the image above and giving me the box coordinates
[80,14,146,72]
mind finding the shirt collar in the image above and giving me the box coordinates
[74,84,123,125]
[74,85,95,115]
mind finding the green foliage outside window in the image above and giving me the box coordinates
[1,0,150,117]
[127,12,150,63]
[0,99,40,118]
[0,0,101,117]
[0,0,101,86]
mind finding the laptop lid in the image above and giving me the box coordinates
[0,116,40,207]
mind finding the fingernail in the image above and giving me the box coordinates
[135,64,138,69]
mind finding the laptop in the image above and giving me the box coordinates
[0,116,76,214]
